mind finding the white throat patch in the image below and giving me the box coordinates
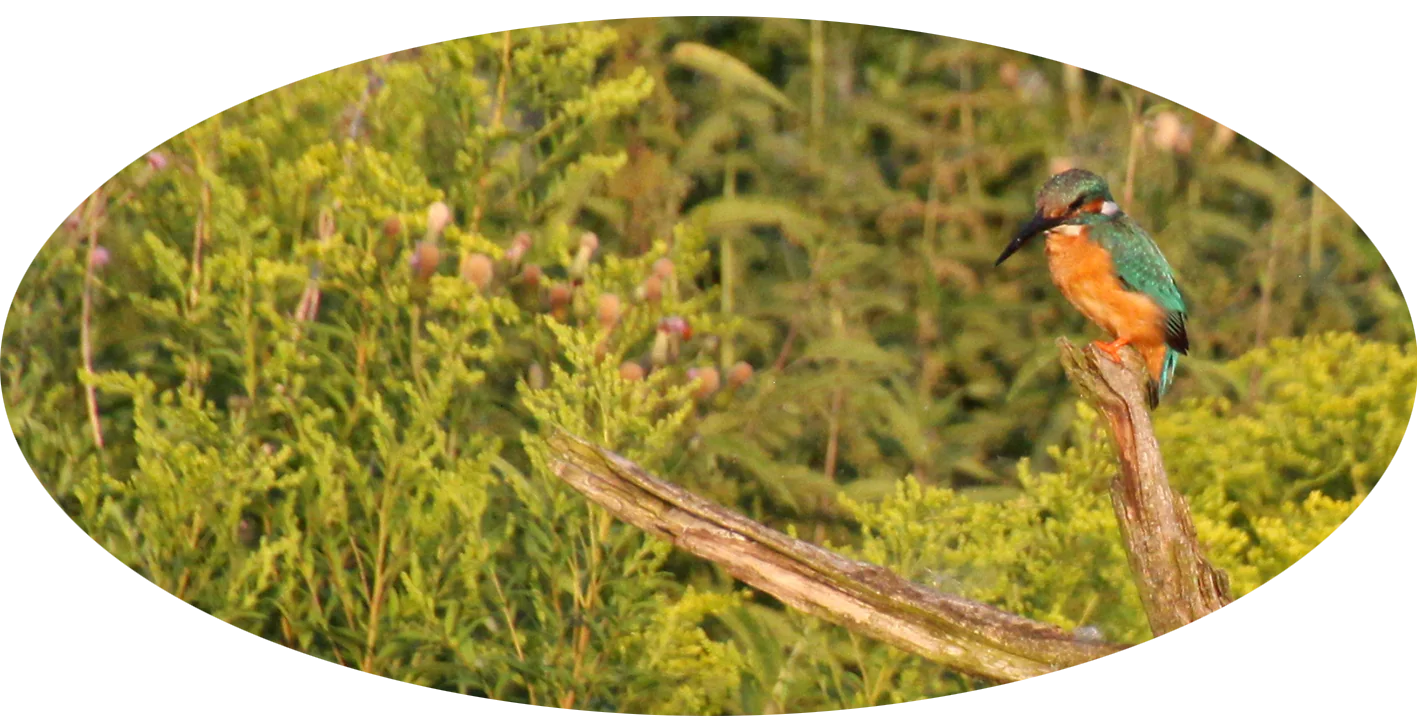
[1101,200,1121,217]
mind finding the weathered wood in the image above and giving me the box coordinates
[1056,339,1232,635]
[546,431,1126,684]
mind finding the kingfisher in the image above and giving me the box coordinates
[995,169,1189,407]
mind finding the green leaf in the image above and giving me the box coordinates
[670,42,797,113]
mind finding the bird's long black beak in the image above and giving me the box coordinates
[995,212,1063,266]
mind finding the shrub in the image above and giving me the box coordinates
[847,333,1412,646]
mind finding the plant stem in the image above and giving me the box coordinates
[1063,64,1085,135]
[472,31,514,231]
[1122,89,1145,210]
[721,155,738,369]
[488,566,530,691]
[1250,216,1283,398]
[80,192,104,451]
[1308,186,1326,273]
[493,31,512,131]
[809,20,825,156]
[361,472,397,673]
[959,63,981,204]
[191,149,211,310]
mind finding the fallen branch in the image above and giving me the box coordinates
[546,431,1125,683]
[1056,339,1232,635]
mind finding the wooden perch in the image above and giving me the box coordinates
[1056,339,1232,635]
[546,431,1125,683]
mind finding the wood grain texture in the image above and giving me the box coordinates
[546,431,1126,683]
[1057,338,1232,635]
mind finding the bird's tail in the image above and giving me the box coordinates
[1146,347,1182,409]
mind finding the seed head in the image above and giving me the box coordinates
[521,264,542,289]
[652,257,674,280]
[382,216,403,239]
[641,275,663,304]
[597,293,621,329]
[999,62,1020,88]
[658,316,692,341]
[728,361,753,387]
[549,283,573,308]
[569,232,599,280]
[426,201,451,236]
[1150,111,1192,155]
[506,231,533,265]
[89,246,112,270]
[688,367,721,400]
[461,253,495,290]
[619,361,645,381]
[146,152,169,171]
[410,242,441,280]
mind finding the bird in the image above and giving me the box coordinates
[995,169,1188,407]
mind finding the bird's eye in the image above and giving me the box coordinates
[1067,196,1086,212]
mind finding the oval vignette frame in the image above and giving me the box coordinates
[2,14,1417,716]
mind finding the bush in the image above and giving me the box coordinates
[847,332,1411,646]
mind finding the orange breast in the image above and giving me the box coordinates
[1045,226,1168,352]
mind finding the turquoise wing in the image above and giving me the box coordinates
[1094,218,1189,355]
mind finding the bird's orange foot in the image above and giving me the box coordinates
[1093,337,1132,364]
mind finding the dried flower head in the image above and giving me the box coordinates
[549,283,573,308]
[569,232,600,280]
[652,257,675,280]
[619,361,645,382]
[688,367,721,400]
[146,152,168,171]
[597,293,621,329]
[89,246,111,270]
[506,231,533,265]
[410,242,441,280]
[521,264,542,289]
[382,216,402,239]
[461,253,495,291]
[426,201,451,236]
[1150,111,1193,155]
[728,360,754,387]
[657,315,692,341]
[999,62,1020,89]
[641,275,663,304]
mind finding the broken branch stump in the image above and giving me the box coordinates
[1057,338,1232,636]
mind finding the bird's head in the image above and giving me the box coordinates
[995,169,1122,266]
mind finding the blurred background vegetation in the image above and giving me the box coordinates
[4,18,1412,714]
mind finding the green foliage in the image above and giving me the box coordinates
[4,18,1410,715]
[847,333,1409,647]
